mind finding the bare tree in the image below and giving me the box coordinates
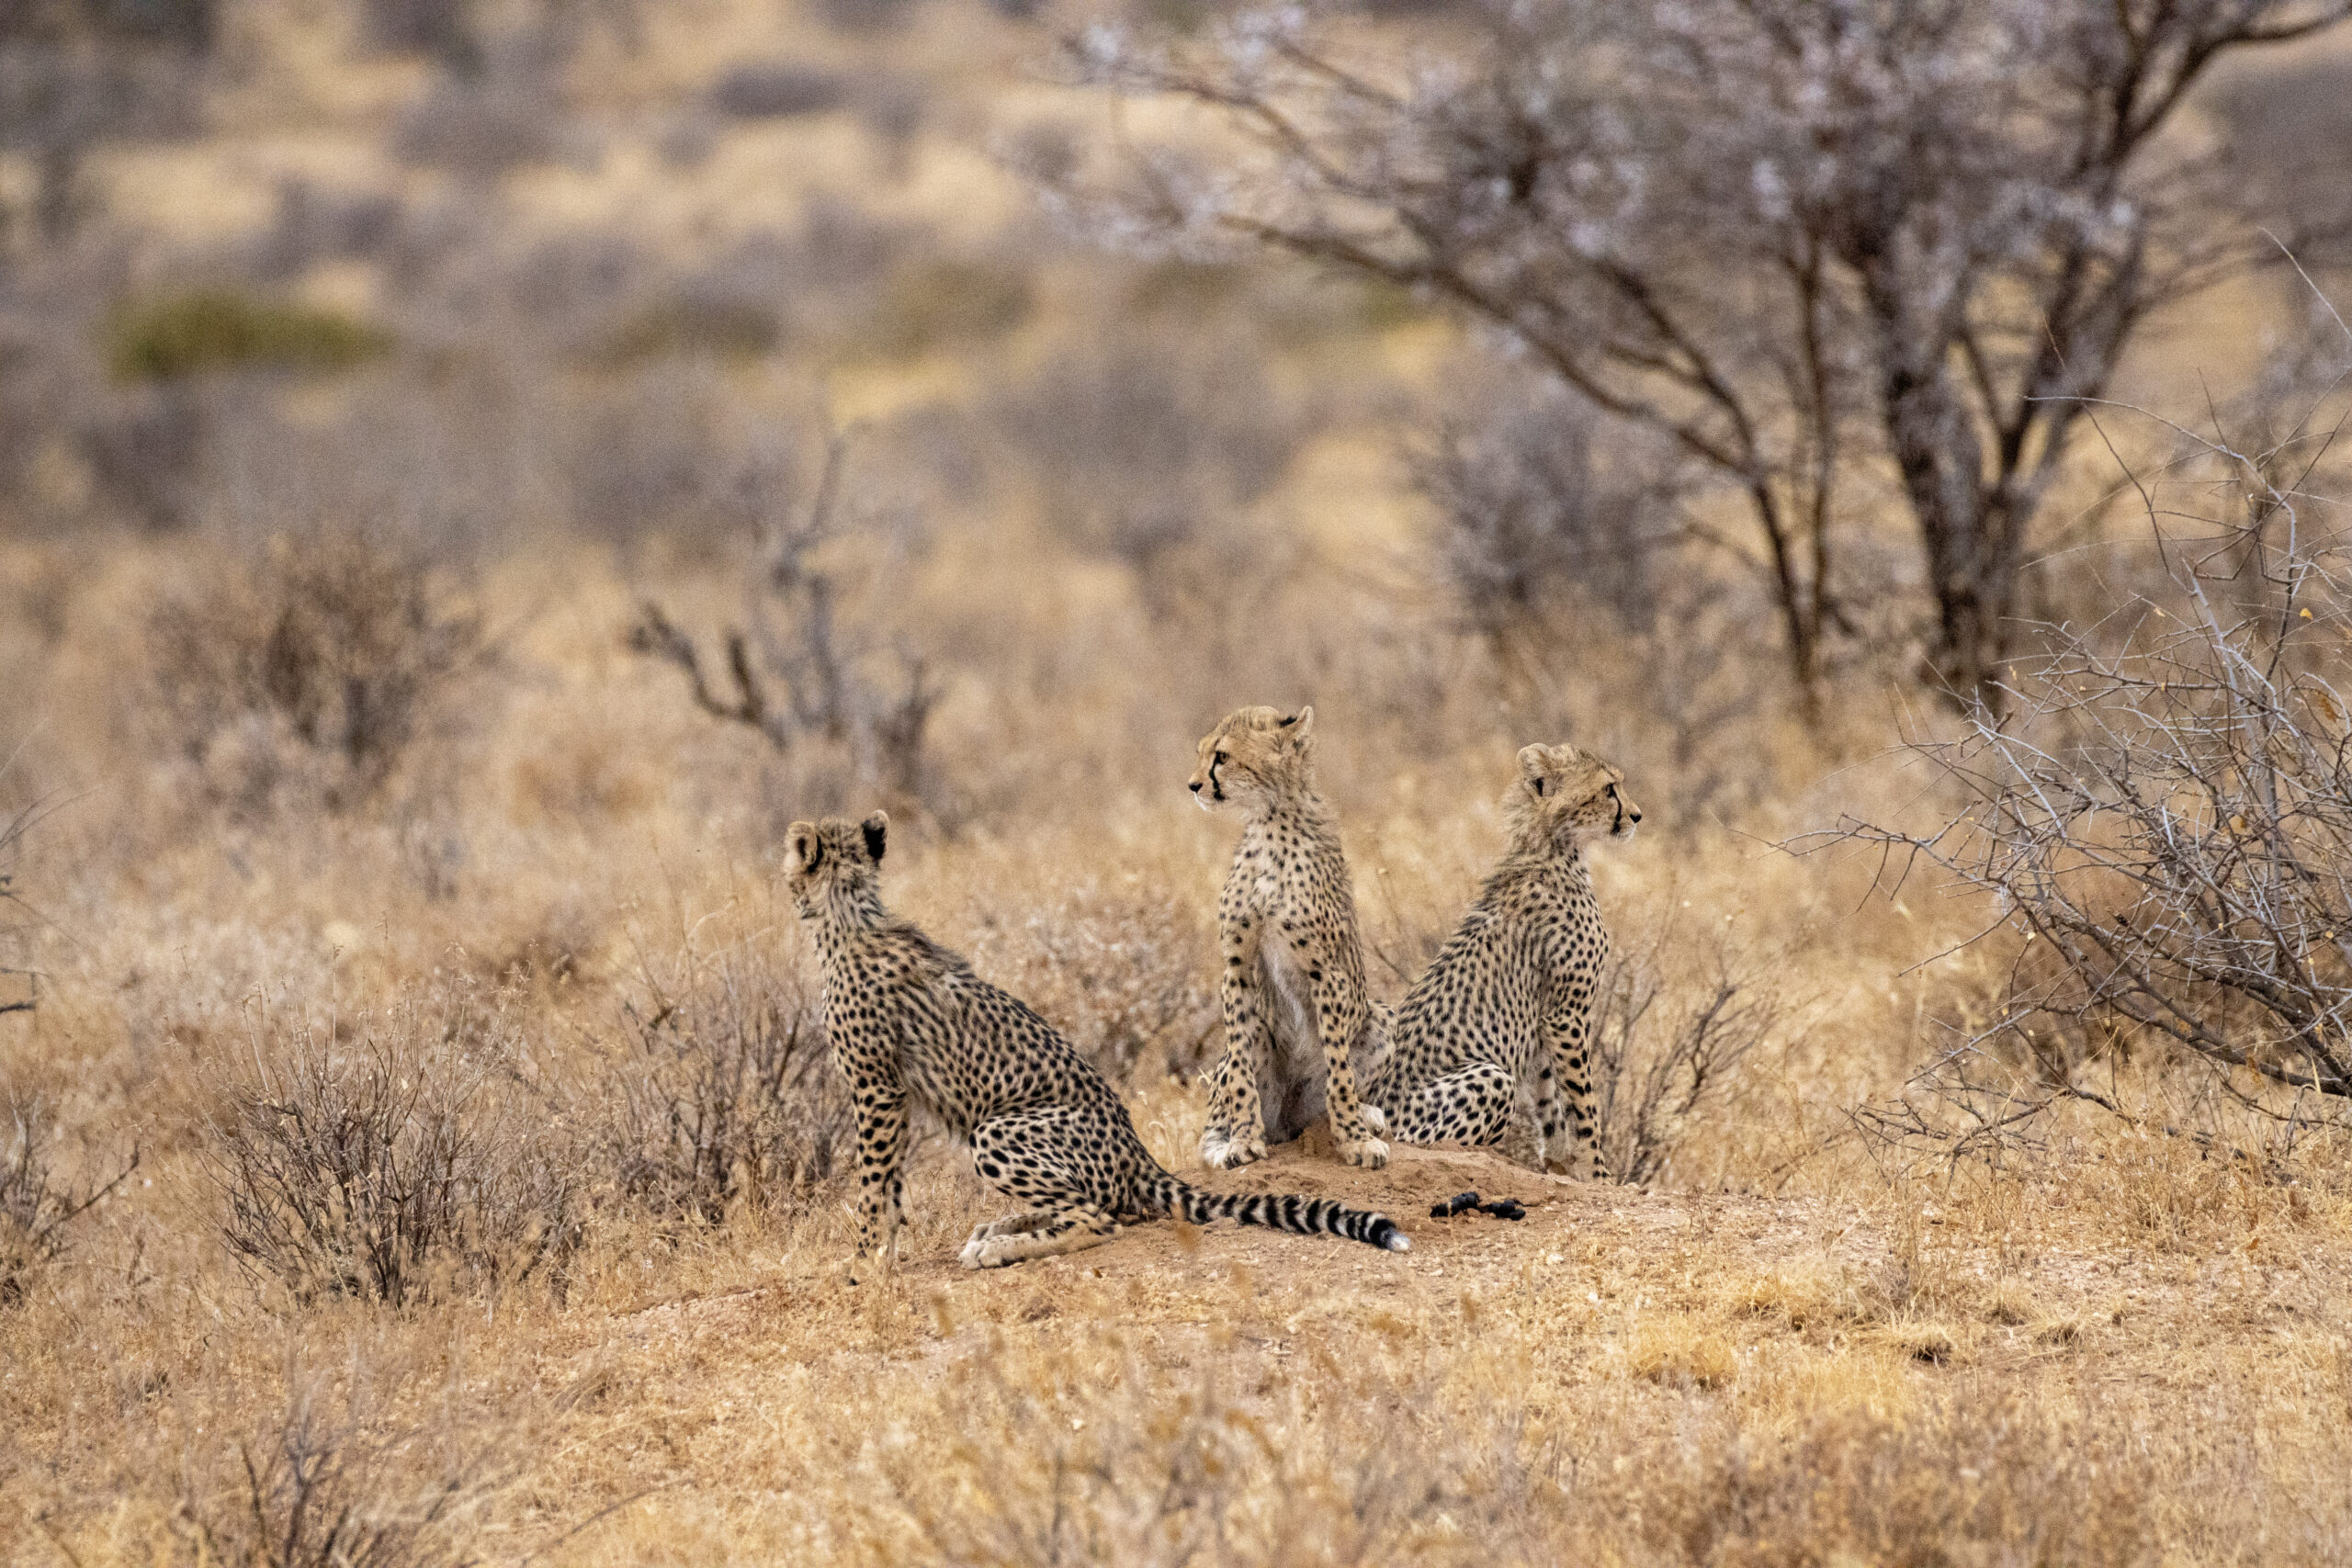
[628,427,944,810]
[1830,367,2352,1152]
[1053,0,2352,715]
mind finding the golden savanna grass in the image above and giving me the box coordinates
[5,4,2352,1564]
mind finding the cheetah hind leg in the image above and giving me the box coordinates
[1384,1063,1517,1152]
[959,1210,1051,1269]
[1498,1081,1547,1172]
[967,1204,1119,1269]
[967,1108,1127,1268]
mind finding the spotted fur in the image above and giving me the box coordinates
[1365,742,1641,1177]
[786,813,1409,1278]
[1187,705,1389,1172]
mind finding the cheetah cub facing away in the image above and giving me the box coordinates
[1366,743,1641,1179]
[1189,705,1388,1172]
[786,812,1409,1279]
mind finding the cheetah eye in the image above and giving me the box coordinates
[1215,750,1229,764]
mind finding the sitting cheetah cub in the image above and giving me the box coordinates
[1188,705,1388,1172]
[1367,742,1641,1178]
[786,812,1409,1280]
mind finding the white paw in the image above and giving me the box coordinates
[1206,1134,1268,1170]
[1340,1136,1389,1170]
[1360,1104,1389,1136]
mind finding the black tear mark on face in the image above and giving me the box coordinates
[1210,750,1228,801]
[862,818,887,864]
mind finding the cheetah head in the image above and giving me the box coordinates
[1188,705,1316,812]
[1508,742,1641,852]
[784,811,890,919]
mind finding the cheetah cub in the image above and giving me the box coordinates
[786,812,1409,1280]
[1188,705,1388,1172]
[1366,742,1641,1178]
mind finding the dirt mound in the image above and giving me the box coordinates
[1210,1127,1565,1213]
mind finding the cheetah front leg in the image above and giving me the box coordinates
[1202,947,1275,1169]
[1308,964,1387,1168]
[844,1087,910,1285]
[1543,994,1606,1181]
[1353,999,1394,1137]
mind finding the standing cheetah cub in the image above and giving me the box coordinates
[786,812,1408,1280]
[1367,742,1641,1178]
[1188,705,1388,1171]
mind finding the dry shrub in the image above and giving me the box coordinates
[1416,376,1680,652]
[1591,921,1781,1186]
[165,1358,516,1568]
[598,940,851,1225]
[202,991,580,1306]
[145,528,485,818]
[1,773,35,1017]
[984,332,1297,612]
[851,1332,2193,1567]
[861,1337,1479,1567]
[707,62,845,120]
[391,67,569,176]
[1,1092,136,1306]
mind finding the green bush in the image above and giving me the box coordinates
[857,259,1032,360]
[107,289,392,382]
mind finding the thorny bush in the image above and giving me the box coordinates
[599,940,852,1226]
[203,992,581,1306]
[1838,383,2352,1160]
[2,1093,138,1306]
[147,527,485,817]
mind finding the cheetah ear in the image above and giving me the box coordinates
[1283,705,1315,742]
[1517,745,1551,796]
[860,811,889,865]
[786,821,823,874]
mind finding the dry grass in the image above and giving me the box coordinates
[3,3,2350,1564]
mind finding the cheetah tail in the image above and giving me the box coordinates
[1149,1174,1411,1253]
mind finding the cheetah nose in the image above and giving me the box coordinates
[1630,807,1642,823]
[1188,781,1202,793]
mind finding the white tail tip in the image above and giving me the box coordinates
[1385,1232,1412,1253]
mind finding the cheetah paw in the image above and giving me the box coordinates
[1338,1136,1390,1169]
[967,1236,1021,1269]
[1360,1103,1389,1136]
[1204,1134,1269,1170]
